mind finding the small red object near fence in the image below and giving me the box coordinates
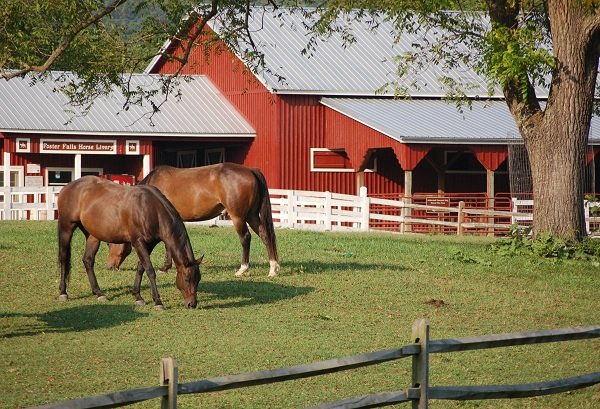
[101,174,136,186]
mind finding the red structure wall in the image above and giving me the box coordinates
[150,29,516,197]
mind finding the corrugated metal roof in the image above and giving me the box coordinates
[208,7,548,98]
[321,97,600,143]
[0,72,255,137]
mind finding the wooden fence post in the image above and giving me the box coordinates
[324,191,332,230]
[411,319,430,409]
[584,200,591,234]
[287,190,295,228]
[457,201,465,236]
[160,357,178,409]
[360,187,370,231]
[2,186,11,221]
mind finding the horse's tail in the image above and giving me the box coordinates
[250,168,278,262]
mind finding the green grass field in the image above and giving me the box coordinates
[0,221,598,408]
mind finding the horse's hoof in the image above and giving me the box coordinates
[97,295,108,302]
[235,265,250,277]
[135,300,145,306]
[58,294,68,302]
[154,304,165,311]
[268,262,280,277]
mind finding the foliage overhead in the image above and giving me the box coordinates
[0,0,292,114]
[1,1,597,111]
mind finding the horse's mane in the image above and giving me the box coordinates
[142,185,193,260]
[146,186,184,224]
[137,169,189,252]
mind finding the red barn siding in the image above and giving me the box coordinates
[470,145,508,171]
[149,29,513,197]
[323,107,407,195]
[153,39,282,187]
[278,95,334,191]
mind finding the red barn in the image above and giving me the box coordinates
[0,73,254,190]
[144,7,600,201]
[2,7,599,206]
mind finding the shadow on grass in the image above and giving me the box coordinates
[56,274,314,311]
[114,258,408,277]
[274,260,411,275]
[0,304,149,338]
[200,280,314,310]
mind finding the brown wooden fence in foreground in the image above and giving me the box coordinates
[31,320,600,409]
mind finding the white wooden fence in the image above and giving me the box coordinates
[2,185,599,235]
[0,186,61,221]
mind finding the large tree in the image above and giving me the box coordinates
[307,1,599,240]
[1,1,598,240]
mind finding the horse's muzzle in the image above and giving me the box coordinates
[186,300,197,309]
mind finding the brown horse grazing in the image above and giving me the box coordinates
[107,163,279,277]
[57,175,201,309]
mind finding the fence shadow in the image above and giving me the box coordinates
[0,304,149,338]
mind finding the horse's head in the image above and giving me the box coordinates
[106,243,132,270]
[176,255,203,308]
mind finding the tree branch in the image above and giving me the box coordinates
[1,0,131,80]
[166,0,219,78]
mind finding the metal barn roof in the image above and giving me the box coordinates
[204,7,548,98]
[0,73,255,137]
[321,97,600,144]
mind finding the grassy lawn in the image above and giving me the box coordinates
[0,221,598,408]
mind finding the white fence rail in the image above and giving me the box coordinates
[1,186,61,221]
[2,185,599,235]
[267,188,525,234]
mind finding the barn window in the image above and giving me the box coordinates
[205,148,225,165]
[310,148,353,172]
[177,150,197,168]
[46,168,102,186]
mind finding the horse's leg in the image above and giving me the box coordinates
[232,216,251,277]
[132,240,164,310]
[131,260,146,305]
[57,220,77,301]
[158,243,173,273]
[248,217,280,277]
[82,235,107,301]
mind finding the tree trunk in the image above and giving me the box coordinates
[505,1,599,240]
[526,111,587,240]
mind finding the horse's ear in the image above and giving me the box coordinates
[196,255,205,265]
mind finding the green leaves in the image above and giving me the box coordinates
[489,227,600,261]
[480,23,554,100]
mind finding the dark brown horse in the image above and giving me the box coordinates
[107,163,279,277]
[57,175,201,309]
